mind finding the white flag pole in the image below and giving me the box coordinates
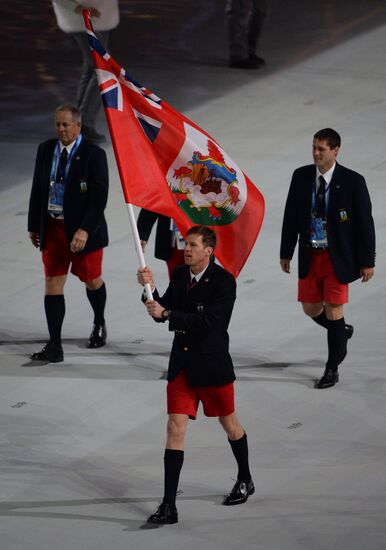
[126,203,153,301]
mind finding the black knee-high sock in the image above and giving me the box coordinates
[86,283,106,325]
[163,449,184,507]
[228,432,251,483]
[44,295,65,346]
[312,309,329,329]
[326,317,346,371]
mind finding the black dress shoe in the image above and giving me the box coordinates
[249,53,266,66]
[223,479,255,506]
[87,324,107,348]
[31,342,63,363]
[147,501,178,524]
[315,368,339,389]
[229,57,262,69]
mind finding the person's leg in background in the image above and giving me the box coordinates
[72,30,110,142]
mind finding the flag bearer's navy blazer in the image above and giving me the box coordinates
[28,138,109,253]
[150,261,237,387]
[280,163,376,284]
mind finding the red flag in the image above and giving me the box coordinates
[83,11,265,277]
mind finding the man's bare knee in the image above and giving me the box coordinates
[219,413,244,440]
[302,302,324,318]
[325,303,344,320]
[45,275,66,295]
[166,415,188,448]
[167,419,185,439]
[85,277,104,291]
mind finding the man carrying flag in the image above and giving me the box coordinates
[138,226,254,524]
[82,10,265,524]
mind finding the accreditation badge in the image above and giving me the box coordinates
[47,181,64,216]
[310,216,328,247]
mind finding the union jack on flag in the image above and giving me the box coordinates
[83,11,265,277]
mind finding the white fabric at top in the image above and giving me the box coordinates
[52,0,119,33]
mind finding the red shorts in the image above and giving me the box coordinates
[167,370,235,420]
[42,217,103,283]
[298,249,348,304]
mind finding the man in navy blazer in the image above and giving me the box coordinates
[28,104,109,362]
[138,225,254,524]
[280,128,375,388]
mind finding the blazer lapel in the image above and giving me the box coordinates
[65,139,83,183]
[43,141,58,193]
[303,165,315,213]
[188,262,214,296]
[328,162,342,211]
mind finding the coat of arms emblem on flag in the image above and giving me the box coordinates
[167,124,246,225]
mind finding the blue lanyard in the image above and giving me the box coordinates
[50,135,82,184]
